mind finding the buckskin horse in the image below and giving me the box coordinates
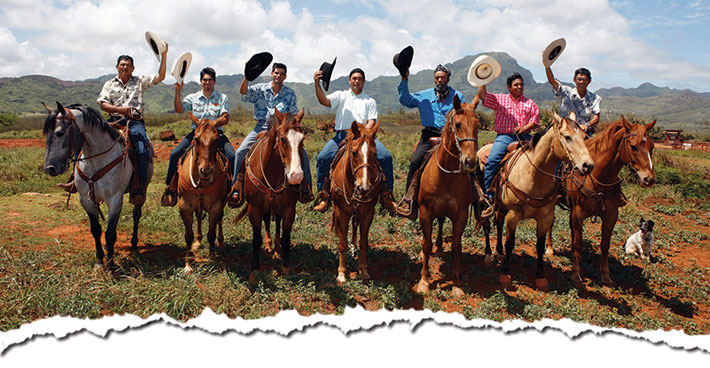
[330,121,382,284]
[478,113,594,290]
[242,108,306,276]
[177,113,230,273]
[548,116,656,286]
[43,102,153,273]
[415,95,479,293]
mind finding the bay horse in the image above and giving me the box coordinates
[177,113,230,272]
[42,102,153,273]
[415,95,479,293]
[330,121,382,284]
[549,116,656,286]
[243,108,306,276]
[478,113,593,290]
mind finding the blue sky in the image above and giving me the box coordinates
[0,0,708,92]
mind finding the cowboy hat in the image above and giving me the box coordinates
[392,46,414,78]
[145,31,167,62]
[171,52,192,85]
[245,52,273,81]
[542,38,566,67]
[319,57,337,92]
[467,54,501,87]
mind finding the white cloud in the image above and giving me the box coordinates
[0,0,708,91]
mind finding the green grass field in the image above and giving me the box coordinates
[1,113,709,335]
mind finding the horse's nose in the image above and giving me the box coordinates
[582,161,594,175]
[464,156,476,169]
[200,166,213,177]
[45,165,57,176]
[642,176,655,186]
[287,171,303,185]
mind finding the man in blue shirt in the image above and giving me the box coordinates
[395,64,466,217]
[228,62,313,207]
[161,67,235,206]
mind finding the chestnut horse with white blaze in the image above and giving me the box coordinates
[478,113,594,290]
[177,113,230,272]
[548,116,656,286]
[330,121,382,284]
[243,108,306,276]
[415,95,479,293]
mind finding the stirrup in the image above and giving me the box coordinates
[395,198,418,220]
[161,189,177,207]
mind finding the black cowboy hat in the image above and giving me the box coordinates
[319,57,337,92]
[393,46,414,78]
[245,52,274,81]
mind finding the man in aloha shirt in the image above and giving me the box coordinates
[228,62,314,207]
[476,72,540,218]
[161,67,236,206]
[311,67,396,214]
[96,48,168,205]
[545,66,601,137]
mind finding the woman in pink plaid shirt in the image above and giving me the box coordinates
[476,73,540,218]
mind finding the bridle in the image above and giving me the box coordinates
[332,136,381,207]
[435,109,478,174]
[246,121,304,199]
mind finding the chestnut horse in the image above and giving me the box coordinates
[549,116,656,285]
[243,108,306,276]
[330,121,382,284]
[415,95,479,293]
[177,113,230,272]
[478,113,594,290]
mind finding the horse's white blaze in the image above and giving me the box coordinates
[647,151,653,170]
[286,129,304,184]
[360,141,369,187]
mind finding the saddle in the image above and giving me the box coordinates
[109,119,155,204]
[477,140,529,165]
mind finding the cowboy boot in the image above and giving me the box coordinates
[396,170,421,220]
[161,174,178,207]
[480,192,494,219]
[298,182,315,204]
[380,190,397,216]
[227,173,245,208]
[56,174,77,193]
[313,190,330,212]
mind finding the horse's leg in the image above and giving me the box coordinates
[495,210,505,261]
[274,215,282,256]
[535,211,555,291]
[248,207,263,277]
[131,204,142,251]
[279,212,293,275]
[87,211,104,269]
[217,210,224,248]
[569,207,585,285]
[600,209,618,286]
[103,196,123,273]
[262,213,273,253]
[179,206,195,273]
[351,216,358,253]
[333,206,349,284]
[358,210,373,281]
[500,210,521,287]
[433,217,444,254]
[206,207,220,258]
[545,216,555,257]
[415,207,434,293]
[483,217,494,265]
[450,210,468,285]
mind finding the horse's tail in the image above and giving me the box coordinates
[233,206,248,225]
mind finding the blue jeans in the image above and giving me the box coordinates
[483,133,530,194]
[233,122,312,191]
[316,130,394,191]
[109,117,150,189]
[165,130,235,185]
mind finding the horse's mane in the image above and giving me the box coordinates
[586,119,625,153]
[43,104,120,141]
[531,123,552,148]
[265,112,301,138]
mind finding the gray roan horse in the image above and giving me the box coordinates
[43,102,153,273]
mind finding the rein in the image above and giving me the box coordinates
[179,145,229,220]
[245,123,303,199]
[331,142,381,207]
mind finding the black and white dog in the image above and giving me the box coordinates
[625,218,655,260]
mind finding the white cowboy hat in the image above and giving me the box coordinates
[145,31,167,62]
[542,38,566,67]
[171,52,192,85]
[467,55,501,87]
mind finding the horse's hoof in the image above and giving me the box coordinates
[601,277,615,287]
[358,269,371,281]
[498,274,512,287]
[451,286,465,298]
[336,273,347,285]
[484,254,495,265]
[571,274,584,286]
[414,280,430,294]
[535,278,549,291]
[184,264,193,274]
[281,266,290,276]
[247,272,258,285]
[545,247,554,257]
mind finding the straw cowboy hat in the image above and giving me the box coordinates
[170,52,192,85]
[319,57,337,92]
[245,52,273,81]
[145,31,167,62]
[467,54,501,87]
[542,38,566,67]
[393,46,414,78]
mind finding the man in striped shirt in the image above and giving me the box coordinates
[477,72,540,218]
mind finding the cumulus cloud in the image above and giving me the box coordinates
[0,0,708,91]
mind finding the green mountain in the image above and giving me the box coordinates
[2,52,709,131]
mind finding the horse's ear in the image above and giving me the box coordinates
[295,108,305,122]
[370,120,380,136]
[620,115,632,130]
[568,111,577,122]
[188,112,200,126]
[645,120,656,131]
[56,101,67,116]
[453,94,462,111]
[274,107,284,122]
[350,121,361,139]
[552,112,563,127]
[42,102,53,114]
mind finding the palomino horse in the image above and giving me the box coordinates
[177,113,230,272]
[415,95,479,293]
[43,102,153,272]
[478,113,594,290]
[330,121,382,284]
[549,116,656,285]
[243,108,306,276]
